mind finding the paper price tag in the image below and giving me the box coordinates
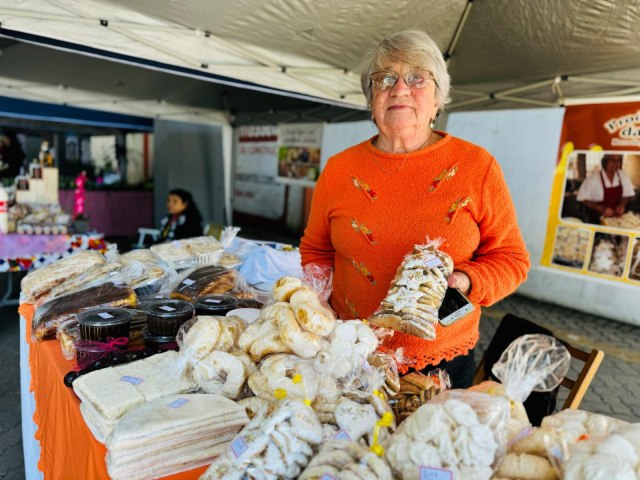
[320,475,338,480]
[167,398,190,409]
[120,376,143,385]
[333,429,351,441]
[159,306,176,312]
[230,436,248,458]
[205,299,222,304]
[182,279,196,286]
[425,257,443,269]
[97,312,114,319]
[419,466,452,480]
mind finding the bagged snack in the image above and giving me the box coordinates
[119,248,176,296]
[299,440,393,480]
[390,369,451,423]
[21,250,106,302]
[369,239,454,339]
[57,319,80,360]
[170,265,237,301]
[248,353,319,404]
[32,281,137,341]
[151,236,223,270]
[384,389,510,480]
[201,400,322,479]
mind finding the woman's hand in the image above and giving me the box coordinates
[602,207,615,217]
[447,271,471,295]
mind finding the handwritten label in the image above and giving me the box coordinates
[333,429,351,441]
[425,257,443,269]
[159,306,176,312]
[120,376,143,385]
[182,279,196,286]
[419,466,452,480]
[205,299,222,304]
[230,436,248,458]
[97,312,114,319]
[167,398,190,409]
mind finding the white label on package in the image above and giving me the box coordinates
[167,398,190,409]
[120,376,143,385]
[333,429,351,441]
[205,299,222,304]
[419,466,452,480]
[425,257,443,269]
[182,278,196,286]
[508,424,533,448]
[172,241,183,248]
[320,475,338,480]
[159,306,177,312]
[97,312,114,319]
[230,436,249,458]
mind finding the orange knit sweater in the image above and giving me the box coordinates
[300,132,530,369]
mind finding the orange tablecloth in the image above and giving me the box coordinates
[20,303,208,480]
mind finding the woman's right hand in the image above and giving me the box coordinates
[602,207,615,217]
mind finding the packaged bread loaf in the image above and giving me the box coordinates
[33,281,137,341]
[369,240,453,340]
[170,265,237,301]
[21,250,106,302]
[151,236,223,270]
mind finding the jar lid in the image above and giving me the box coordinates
[195,294,237,311]
[78,308,133,327]
[144,299,194,318]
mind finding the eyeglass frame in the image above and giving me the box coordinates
[369,69,439,91]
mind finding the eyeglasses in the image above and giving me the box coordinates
[370,70,438,91]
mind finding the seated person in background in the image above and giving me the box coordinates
[577,154,635,222]
[159,189,203,241]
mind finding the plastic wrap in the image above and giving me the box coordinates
[175,315,252,399]
[21,250,106,301]
[118,249,177,296]
[248,353,318,404]
[57,319,80,360]
[201,400,322,480]
[299,440,393,480]
[491,334,571,402]
[369,239,454,340]
[219,226,241,248]
[384,389,510,480]
[32,280,137,341]
[302,263,333,303]
[168,265,238,301]
[151,236,223,270]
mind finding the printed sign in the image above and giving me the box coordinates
[276,123,323,187]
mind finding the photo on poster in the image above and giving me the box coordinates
[587,232,629,277]
[629,238,640,282]
[551,225,591,269]
[560,150,640,229]
[277,146,321,181]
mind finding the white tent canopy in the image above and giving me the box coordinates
[2,0,640,113]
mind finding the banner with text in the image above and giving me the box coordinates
[541,102,640,284]
[234,125,285,220]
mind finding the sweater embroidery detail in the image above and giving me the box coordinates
[351,218,378,245]
[350,257,377,285]
[345,296,359,319]
[445,196,472,224]
[429,164,458,192]
[352,176,377,201]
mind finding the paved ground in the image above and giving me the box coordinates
[0,291,638,478]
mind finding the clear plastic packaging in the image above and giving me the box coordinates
[32,280,137,341]
[369,238,454,340]
[151,236,223,270]
[21,250,106,302]
[168,265,238,301]
[118,249,177,296]
[219,226,241,249]
[390,368,451,423]
[302,263,333,303]
[57,318,80,360]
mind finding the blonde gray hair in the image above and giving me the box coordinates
[360,30,451,112]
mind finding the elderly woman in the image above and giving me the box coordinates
[300,30,530,388]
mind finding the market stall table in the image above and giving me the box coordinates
[19,303,208,480]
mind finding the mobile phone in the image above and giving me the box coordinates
[438,288,474,326]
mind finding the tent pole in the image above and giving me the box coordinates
[565,76,640,87]
[445,0,474,63]
[493,94,556,107]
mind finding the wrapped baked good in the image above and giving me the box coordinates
[248,353,319,403]
[32,281,137,341]
[21,251,106,302]
[217,252,242,269]
[170,265,237,301]
[369,240,454,339]
[119,249,175,296]
[57,319,80,360]
[151,236,223,270]
[300,440,393,480]
[391,369,451,423]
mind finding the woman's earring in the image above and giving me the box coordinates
[429,118,436,129]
